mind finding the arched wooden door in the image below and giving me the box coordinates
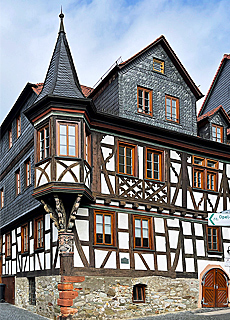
[202,268,229,307]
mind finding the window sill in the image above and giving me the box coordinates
[152,70,166,76]
[192,187,218,194]
[207,250,223,255]
[117,173,138,179]
[35,157,51,166]
[133,248,155,253]
[136,112,153,118]
[93,244,117,249]
[34,247,44,253]
[21,251,29,256]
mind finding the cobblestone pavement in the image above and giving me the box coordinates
[132,308,230,320]
[0,302,49,320]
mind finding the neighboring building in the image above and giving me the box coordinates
[198,54,230,143]
[0,12,230,320]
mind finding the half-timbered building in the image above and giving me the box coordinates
[1,12,230,319]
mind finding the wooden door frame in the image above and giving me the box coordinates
[198,264,230,308]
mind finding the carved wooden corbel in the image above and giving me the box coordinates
[67,195,82,232]
[41,199,60,231]
[54,194,66,232]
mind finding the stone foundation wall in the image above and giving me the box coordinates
[72,275,199,319]
[15,275,61,319]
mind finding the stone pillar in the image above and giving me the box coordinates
[57,232,79,319]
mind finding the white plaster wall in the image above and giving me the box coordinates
[196,240,205,256]
[118,232,129,249]
[119,252,130,269]
[30,239,34,254]
[187,156,192,164]
[12,245,16,259]
[154,217,165,233]
[45,214,50,230]
[222,227,230,239]
[184,239,193,254]
[197,260,230,277]
[12,229,16,243]
[155,236,166,252]
[187,167,192,186]
[193,191,204,211]
[104,251,116,269]
[219,162,223,171]
[170,162,181,183]
[35,254,40,270]
[17,227,21,234]
[39,252,44,269]
[30,257,34,271]
[217,197,223,213]
[101,135,114,145]
[53,223,58,241]
[101,147,115,171]
[167,218,179,228]
[168,230,179,249]
[194,223,203,236]
[157,255,167,271]
[207,194,217,212]
[185,258,195,272]
[75,220,89,241]
[142,253,155,270]
[12,261,16,275]
[182,221,192,235]
[77,208,89,216]
[138,146,143,179]
[170,151,181,161]
[101,173,110,194]
[45,233,50,250]
[74,245,84,267]
[187,191,194,210]
[46,253,51,269]
[25,257,29,272]
[134,253,147,270]
[30,222,32,237]
[95,250,108,268]
[118,213,128,229]
[175,250,183,272]
[82,246,89,264]
[110,201,119,207]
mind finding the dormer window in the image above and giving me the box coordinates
[137,87,152,116]
[38,126,49,161]
[153,58,164,74]
[212,124,223,143]
[57,122,79,157]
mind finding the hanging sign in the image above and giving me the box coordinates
[208,210,230,226]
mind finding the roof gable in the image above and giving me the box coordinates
[197,105,230,126]
[198,54,230,116]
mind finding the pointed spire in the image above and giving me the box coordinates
[35,12,84,102]
[59,7,65,33]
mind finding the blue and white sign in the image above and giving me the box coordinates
[208,210,230,226]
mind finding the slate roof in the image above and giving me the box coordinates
[197,105,230,124]
[35,13,84,102]
[198,54,230,116]
[32,83,92,98]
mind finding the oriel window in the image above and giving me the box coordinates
[137,87,152,116]
[58,123,78,157]
[94,211,114,246]
[38,126,49,161]
[5,233,11,257]
[118,142,136,176]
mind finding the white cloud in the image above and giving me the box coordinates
[1,0,230,122]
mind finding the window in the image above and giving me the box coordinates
[165,95,179,123]
[28,277,36,305]
[25,160,31,187]
[193,156,218,191]
[58,122,78,157]
[17,116,21,138]
[146,149,163,180]
[21,224,29,253]
[207,226,220,251]
[84,124,91,165]
[212,124,223,143]
[137,87,152,116]
[94,211,114,246]
[5,233,11,257]
[15,169,21,196]
[9,127,12,148]
[133,284,146,303]
[193,169,204,189]
[38,126,49,161]
[0,188,4,209]
[34,217,44,249]
[133,216,153,249]
[153,58,164,74]
[118,142,136,175]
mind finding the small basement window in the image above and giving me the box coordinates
[28,277,36,305]
[133,284,146,303]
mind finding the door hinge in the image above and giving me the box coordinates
[201,298,208,305]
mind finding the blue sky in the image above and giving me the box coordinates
[0,0,229,123]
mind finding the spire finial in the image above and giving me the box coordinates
[59,7,65,33]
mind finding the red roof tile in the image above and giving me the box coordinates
[31,83,93,98]
[198,54,230,116]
